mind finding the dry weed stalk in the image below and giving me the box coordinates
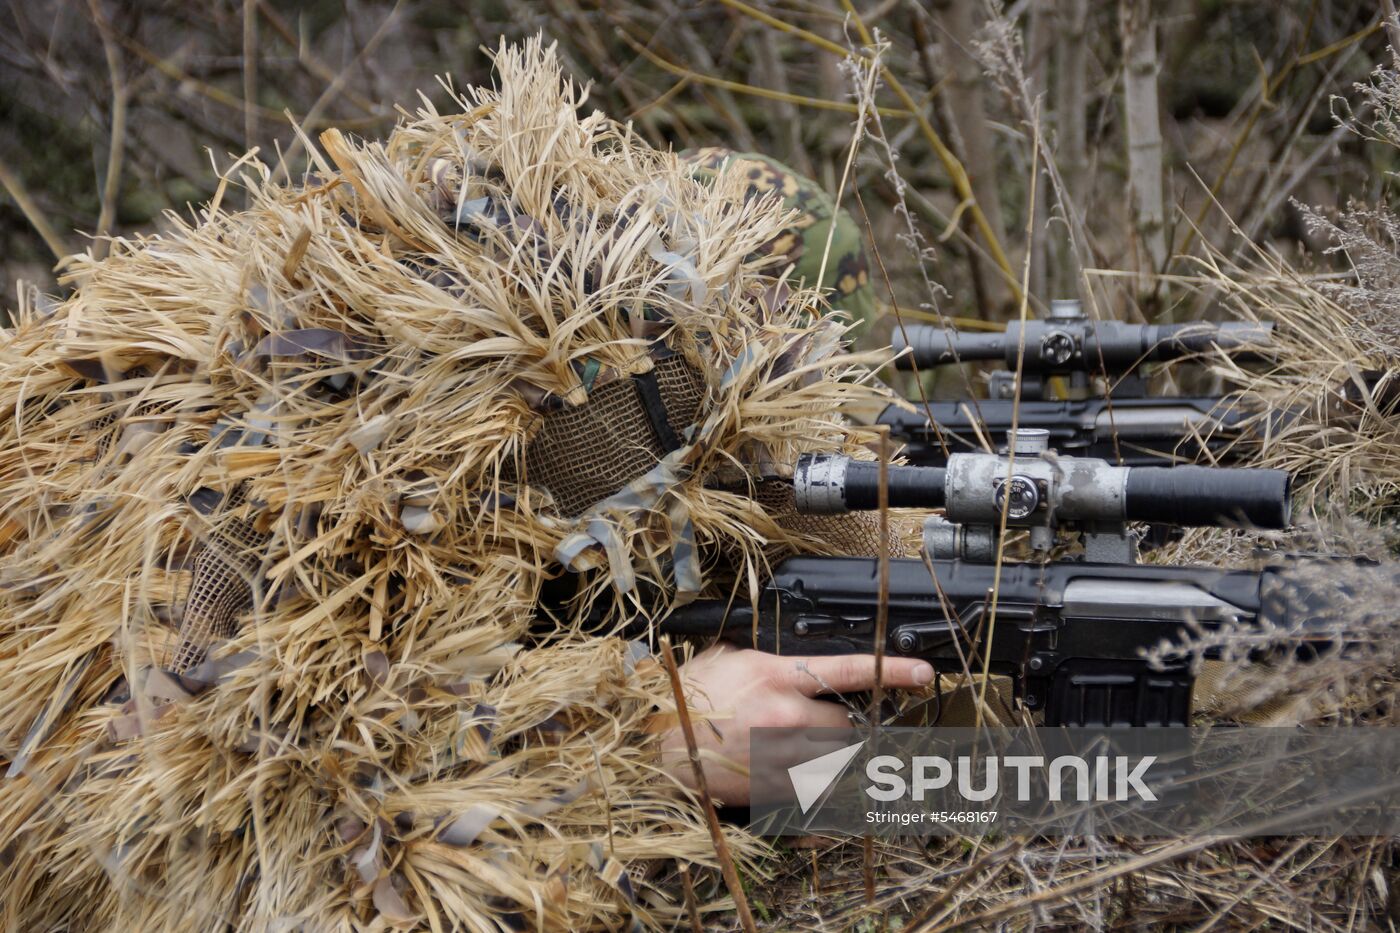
[1146,66,1400,727]
[1195,65,1400,525]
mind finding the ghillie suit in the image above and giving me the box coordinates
[0,40,917,931]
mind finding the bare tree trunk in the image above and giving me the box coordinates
[1384,0,1400,66]
[1119,0,1167,303]
[756,29,812,176]
[1053,0,1089,302]
[931,0,1010,312]
[1026,0,1053,305]
[910,9,991,320]
[815,19,849,185]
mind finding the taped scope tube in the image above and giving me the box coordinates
[796,453,1292,529]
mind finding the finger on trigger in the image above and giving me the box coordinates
[882,657,936,689]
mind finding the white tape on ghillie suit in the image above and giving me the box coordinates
[0,39,916,931]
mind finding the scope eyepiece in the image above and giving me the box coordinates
[794,454,946,514]
[891,326,1004,368]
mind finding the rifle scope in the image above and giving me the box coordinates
[793,451,1290,529]
[892,319,1274,372]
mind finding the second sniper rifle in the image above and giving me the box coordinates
[657,431,1370,728]
[879,300,1275,467]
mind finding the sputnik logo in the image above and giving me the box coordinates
[787,740,866,814]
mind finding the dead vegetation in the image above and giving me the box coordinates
[0,1,1390,326]
[3,2,1400,931]
[0,39,924,929]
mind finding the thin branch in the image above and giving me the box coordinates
[658,637,757,933]
[117,32,391,130]
[975,107,1040,724]
[677,862,705,933]
[838,0,1021,310]
[272,0,404,185]
[715,0,1022,307]
[243,0,258,158]
[255,0,380,113]
[0,154,70,260]
[619,28,911,117]
[630,74,692,119]
[87,0,128,262]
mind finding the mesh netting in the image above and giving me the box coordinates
[90,412,116,460]
[651,352,708,433]
[517,354,707,517]
[168,353,706,672]
[751,478,913,560]
[167,486,270,673]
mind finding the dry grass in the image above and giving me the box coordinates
[3,16,1400,933]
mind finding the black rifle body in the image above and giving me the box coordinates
[878,397,1251,468]
[660,555,1320,727]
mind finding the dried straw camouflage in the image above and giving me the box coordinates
[0,38,919,931]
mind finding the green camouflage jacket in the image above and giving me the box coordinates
[683,147,876,338]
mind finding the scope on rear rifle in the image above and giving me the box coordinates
[875,395,1255,468]
[891,299,1273,401]
[878,300,1278,469]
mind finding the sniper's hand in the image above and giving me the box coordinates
[662,645,934,805]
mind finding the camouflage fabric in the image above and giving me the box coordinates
[683,147,876,337]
